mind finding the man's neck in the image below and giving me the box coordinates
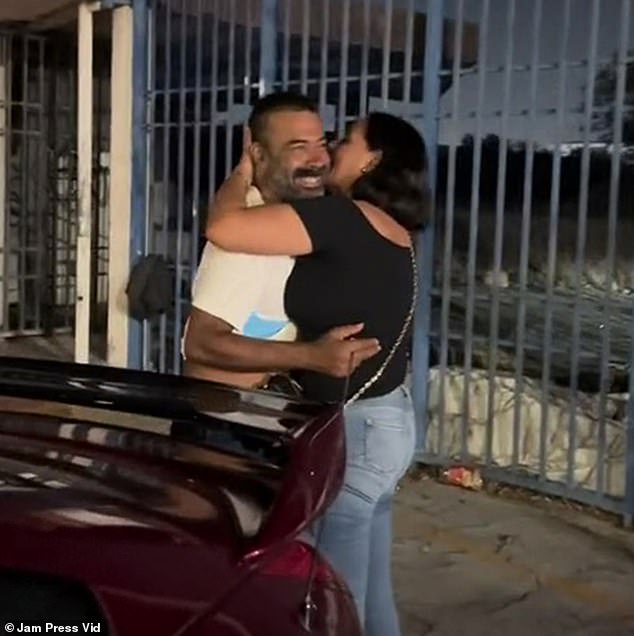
[257,184,280,204]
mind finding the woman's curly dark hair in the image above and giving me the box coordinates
[350,112,432,231]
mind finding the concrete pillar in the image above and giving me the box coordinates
[106,4,133,367]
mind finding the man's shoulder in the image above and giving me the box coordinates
[192,243,295,302]
[199,241,261,265]
[197,242,292,273]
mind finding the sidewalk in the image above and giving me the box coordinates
[394,475,634,636]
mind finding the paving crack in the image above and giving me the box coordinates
[488,589,533,615]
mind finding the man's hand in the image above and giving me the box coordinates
[308,323,381,378]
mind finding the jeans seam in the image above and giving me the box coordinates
[341,482,376,504]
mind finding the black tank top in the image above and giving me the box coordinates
[284,194,413,403]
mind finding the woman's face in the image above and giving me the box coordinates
[328,120,379,192]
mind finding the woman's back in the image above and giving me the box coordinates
[284,194,414,403]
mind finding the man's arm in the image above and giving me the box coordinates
[183,307,380,378]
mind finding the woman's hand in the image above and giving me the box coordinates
[206,123,314,256]
[234,125,254,186]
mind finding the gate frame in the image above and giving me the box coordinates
[0,36,6,332]
[413,0,443,451]
[129,0,150,369]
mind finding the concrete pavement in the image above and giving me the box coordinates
[393,475,634,636]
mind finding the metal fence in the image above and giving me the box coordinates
[426,0,634,522]
[0,25,110,358]
[134,0,443,372]
[130,0,634,522]
[0,27,111,355]
[0,31,51,336]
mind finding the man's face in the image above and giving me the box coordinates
[253,110,331,201]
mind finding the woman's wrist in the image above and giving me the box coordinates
[233,166,252,188]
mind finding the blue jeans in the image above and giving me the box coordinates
[316,385,416,636]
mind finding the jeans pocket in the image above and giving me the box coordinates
[364,410,410,476]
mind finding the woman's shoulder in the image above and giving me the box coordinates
[351,200,412,249]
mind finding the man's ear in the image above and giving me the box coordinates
[250,142,266,164]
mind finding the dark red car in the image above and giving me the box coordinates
[0,357,362,636]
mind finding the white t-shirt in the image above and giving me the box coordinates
[182,187,297,359]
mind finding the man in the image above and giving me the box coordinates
[182,92,378,390]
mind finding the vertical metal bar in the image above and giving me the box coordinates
[485,0,515,465]
[626,310,634,525]
[359,0,370,116]
[19,35,28,331]
[567,0,600,491]
[64,60,73,331]
[128,0,150,369]
[461,0,490,459]
[244,0,253,101]
[173,0,188,373]
[6,33,13,334]
[92,53,104,330]
[412,0,443,452]
[36,37,45,331]
[75,2,94,362]
[337,0,351,137]
[5,32,14,335]
[207,0,219,199]
[0,36,7,332]
[620,25,634,527]
[225,1,236,176]
[401,0,415,107]
[540,0,571,482]
[436,0,464,458]
[380,0,393,107]
[51,55,63,327]
[281,0,291,90]
[512,0,542,468]
[300,0,310,94]
[190,0,203,288]
[596,0,630,498]
[318,0,330,114]
[51,56,61,330]
[259,0,278,94]
[142,1,155,370]
[158,0,172,372]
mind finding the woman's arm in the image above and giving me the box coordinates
[206,157,314,256]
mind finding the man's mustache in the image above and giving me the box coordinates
[292,166,328,179]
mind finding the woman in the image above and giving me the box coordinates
[207,112,431,636]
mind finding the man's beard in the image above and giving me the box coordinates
[258,165,327,202]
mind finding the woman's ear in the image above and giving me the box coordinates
[362,150,383,174]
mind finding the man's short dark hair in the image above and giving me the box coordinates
[248,92,318,144]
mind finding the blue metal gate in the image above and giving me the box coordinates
[130,0,443,374]
[422,0,634,523]
[129,0,634,523]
